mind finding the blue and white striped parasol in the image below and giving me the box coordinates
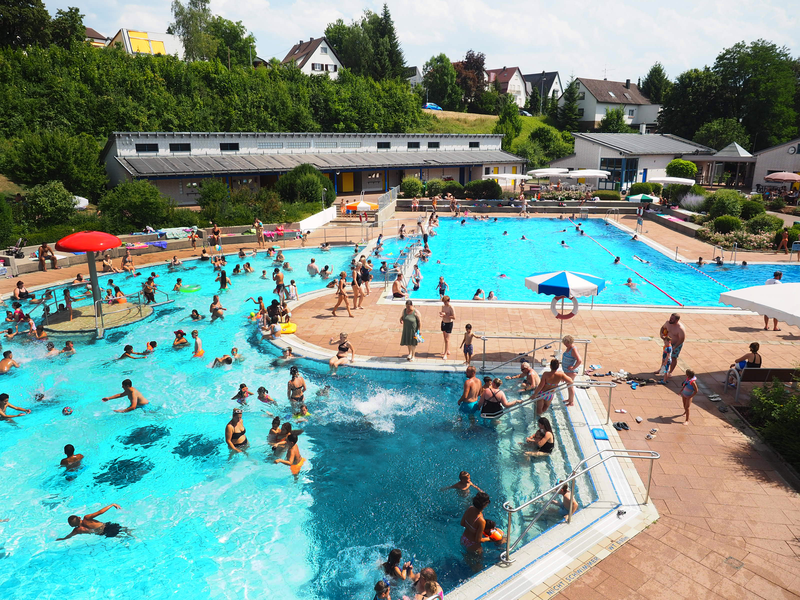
[524,271,606,298]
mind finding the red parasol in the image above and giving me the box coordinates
[55,231,122,253]
[56,231,123,322]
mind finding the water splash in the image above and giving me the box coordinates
[350,389,424,433]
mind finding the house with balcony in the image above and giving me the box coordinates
[281,37,343,79]
[107,28,183,59]
[560,78,660,131]
[486,67,526,107]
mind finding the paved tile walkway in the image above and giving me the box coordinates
[4,212,800,599]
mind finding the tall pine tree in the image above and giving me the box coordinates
[640,62,671,103]
[558,79,580,131]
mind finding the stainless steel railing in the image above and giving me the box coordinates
[479,335,590,374]
[500,448,660,564]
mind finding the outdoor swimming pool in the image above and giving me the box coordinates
[376,218,799,306]
[0,249,594,600]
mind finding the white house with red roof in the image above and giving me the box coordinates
[485,67,526,107]
[562,78,661,130]
[281,37,343,79]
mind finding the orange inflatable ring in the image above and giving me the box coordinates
[550,296,578,320]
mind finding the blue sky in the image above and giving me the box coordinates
[46,0,798,85]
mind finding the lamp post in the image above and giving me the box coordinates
[540,70,545,115]
[321,187,326,214]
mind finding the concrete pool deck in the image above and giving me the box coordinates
[3,212,800,600]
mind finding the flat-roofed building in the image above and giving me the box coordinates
[102,132,524,205]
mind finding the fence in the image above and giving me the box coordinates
[375,186,399,224]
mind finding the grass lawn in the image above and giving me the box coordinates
[417,110,552,149]
[0,174,24,196]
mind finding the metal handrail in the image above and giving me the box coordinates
[712,245,724,261]
[94,291,145,337]
[579,207,589,220]
[731,242,737,265]
[481,380,616,420]
[605,207,620,223]
[479,335,590,374]
[500,448,660,563]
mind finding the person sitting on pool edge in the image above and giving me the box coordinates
[56,504,130,541]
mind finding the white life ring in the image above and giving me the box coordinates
[550,296,579,320]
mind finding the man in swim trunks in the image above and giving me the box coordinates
[439,295,455,359]
[0,350,20,373]
[101,379,149,413]
[307,258,319,277]
[532,359,574,413]
[57,504,128,541]
[457,366,482,418]
[38,241,59,271]
[660,313,686,377]
[191,330,204,357]
[505,362,540,393]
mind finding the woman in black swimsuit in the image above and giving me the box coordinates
[225,408,248,453]
[13,281,33,300]
[328,332,355,373]
[523,417,555,457]
[730,342,762,370]
[287,366,306,410]
[479,378,520,418]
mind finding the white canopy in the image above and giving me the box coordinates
[647,176,695,186]
[564,169,610,179]
[73,195,90,210]
[483,174,532,181]
[719,283,800,328]
[527,168,569,177]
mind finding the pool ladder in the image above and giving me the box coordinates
[604,207,620,222]
[712,244,736,265]
[499,448,660,564]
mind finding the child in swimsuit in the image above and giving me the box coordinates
[460,324,475,365]
[657,336,673,380]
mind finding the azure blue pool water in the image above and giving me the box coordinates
[376,218,799,306]
[0,248,594,600]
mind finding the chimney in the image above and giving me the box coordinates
[309,37,314,42]
[639,123,647,135]
[625,79,631,89]
[298,40,302,46]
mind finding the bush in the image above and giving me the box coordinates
[713,215,743,233]
[649,183,663,195]
[740,199,766,220]
[594,190,621,201]
[441,181,464,197]
[464,179,502,199]
[708,190,743,218]
[400,177,423,198]
[24,181,77,227]
[425,179,446,197]
[628,182,653,196]
[166,208,201,228]
[695,228,775,250]
[745,213,784,234]
[665,158,698,180]
[680,194,707,211]
[275,164,335,204]
[0,199,13,248]
[768,198,787,211]
[99,180,173,232]
[0,130,108,201]
[750,380,800,472]
[773,226,800,248]
[13,214,112,246]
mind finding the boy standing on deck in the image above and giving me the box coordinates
[460,324,475,365]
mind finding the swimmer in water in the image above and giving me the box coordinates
[274,433,305,474]
[0,393,30,418]
[118,345,145,360]
[503,231,508,236]
[231,383,252,402]
[101,379,149,413]
[633,255,650,264]
[56,504,130,541]
[560,240,569,248]
[441,470,484,494]
[212,355,233,368]
[173,330,188,346]
[614,256,621,264]
[521,235,527,240]
[225,408,248,453]
[624,278,638,290]
[191,330,204,357]
[60,444,84,468]
[258,387,275,403]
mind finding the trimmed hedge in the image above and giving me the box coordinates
[464,179,502,199]
[594,190,621,201]
[442,181,464,197]
[745,213,784,234]
[708,190,743,218]
[400,177,423,198]
[740,199,766,220]
[768,198,787,211]
[713,215,743,233]
[425,179,446,197]
[628,182,663,196]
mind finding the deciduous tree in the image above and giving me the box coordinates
[0,0,51,48]
[422,53,460,111]
[49,7,84,49]
[598,107,632,133]
[206,16,255,68]
[657,68,721,140]
[692,118,750,150]
[169,0,217,61]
